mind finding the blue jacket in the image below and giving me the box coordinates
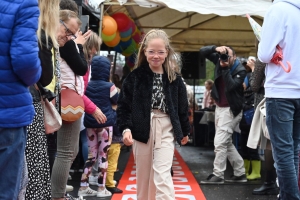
[0,0,41,128]
[84,56,118,128]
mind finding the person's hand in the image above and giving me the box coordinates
[181,135,189,145]
[92,107,107,124]
[215,46,228,54]
[247,59,255,72]
[123,131,133,146]
[74,30,92,45]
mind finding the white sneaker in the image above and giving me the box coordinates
[97,188,112,197]
[88,175,98,186]
[66,185,73,192]
[78,187,97,197]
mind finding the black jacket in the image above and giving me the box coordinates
[116,64,190,145]
[200,45,246,116]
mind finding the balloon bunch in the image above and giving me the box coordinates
[101,13,142,58]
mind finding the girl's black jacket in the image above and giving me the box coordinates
[116,64,190,145]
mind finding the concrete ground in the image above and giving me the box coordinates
[67,142,279,200]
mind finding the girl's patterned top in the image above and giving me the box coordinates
[151,73,168,113]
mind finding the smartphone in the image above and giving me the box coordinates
[80,15,89,33]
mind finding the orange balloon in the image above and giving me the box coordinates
[105,31,121,47]
[102,15,117,35]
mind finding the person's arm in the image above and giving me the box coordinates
[38,31,54,86]
[199,45,219,65]
[82,95,107,124]
[177,77,191,137]
[116,73,134,132]
[249,60,266,93]
[258,9,284,63]
[110,84,119,105]
[11,0,41,86]
[59,40,87,76]
[222,67,246,92]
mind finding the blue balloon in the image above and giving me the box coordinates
[120,27,132,38]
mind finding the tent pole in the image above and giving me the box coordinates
[98,3,104,37]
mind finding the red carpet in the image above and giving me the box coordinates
[112,149,206,200]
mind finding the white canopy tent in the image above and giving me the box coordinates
[83,0,272,56]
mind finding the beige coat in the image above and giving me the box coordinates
[247,98,270,150]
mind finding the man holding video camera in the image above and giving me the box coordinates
[199,45,247,184]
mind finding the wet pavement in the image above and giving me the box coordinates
[67,144,278,200]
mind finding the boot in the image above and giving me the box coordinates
[252,182,279,195]
[244,159,250,176]
[247,160,261,180]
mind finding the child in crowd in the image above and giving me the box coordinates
[202,79,215,109]
[78,56,118,197]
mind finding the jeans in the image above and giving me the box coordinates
[0,127,27,200]
[266,98,300,200]
[80,128,88,164]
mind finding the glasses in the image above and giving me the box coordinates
[60,20,76,39]
[146,50,166,56]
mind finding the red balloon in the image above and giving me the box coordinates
[112,13,130,32]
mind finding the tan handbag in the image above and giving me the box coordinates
[34,84,62,134]
[42,98,62,134]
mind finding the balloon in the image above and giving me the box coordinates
[122,40,137,57]
[104,31,120,47]
[120,27,132,38]
[114,44,123,54]
[120,35,131,42]
[132,31,141,43]
[119,38,132,50]
[102,15,117,35]
[101,32,116,42]
[112,13,131,32]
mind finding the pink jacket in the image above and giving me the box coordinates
[83,67,96,114]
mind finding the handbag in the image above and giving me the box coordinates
[60,79,85,123]
[43,98,62,134]
[34,84,62,134]
[243,107,254,125]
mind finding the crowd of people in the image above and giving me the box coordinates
[0,0,190,200]
[0,0,300,200]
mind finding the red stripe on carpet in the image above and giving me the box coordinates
[111,149,206,200]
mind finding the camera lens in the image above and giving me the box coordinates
[220,54,228,62]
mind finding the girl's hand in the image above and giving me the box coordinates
[92,107,107,124]
[123,131,133,146]
[181,135,189,145]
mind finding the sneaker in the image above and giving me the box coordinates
[97,188,112,197]
[106,187,123,194]
[88,175,98,186]
[200,174,224,184]
[225,174,247,183]
[78,187,97,197]
[66,185,73,192]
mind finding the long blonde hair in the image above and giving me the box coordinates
[135,29,180,82]
[37,0,60,48]
[83,32,102,63]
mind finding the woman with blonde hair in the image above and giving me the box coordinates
[24,0,60,199]
[117,29,190,199]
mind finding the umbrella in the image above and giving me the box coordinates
[246,14,291,73]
